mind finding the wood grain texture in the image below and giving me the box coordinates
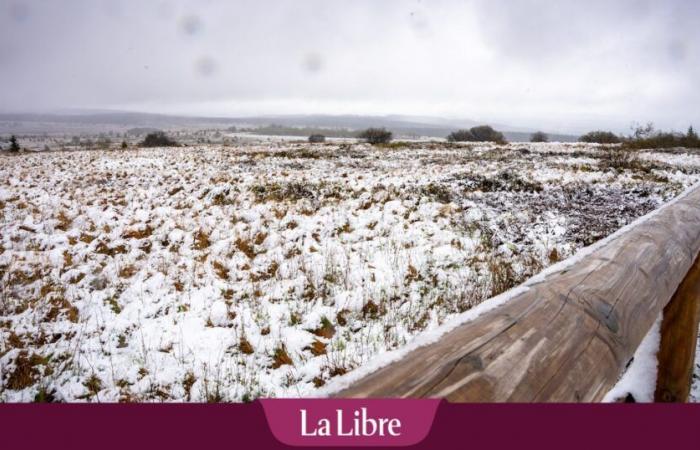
[654,255,700,402]
[336,186,700,402]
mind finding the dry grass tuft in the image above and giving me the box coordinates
[312,316,335,339]
[336,309,349,326]
[118,265,138,278]
[95,242,128,256]
[361,300,380,319]
[122,225,153,240]
[271,345,293,369]
[307,339,327,356]
[7,351,40,390]
[235,237,257,259]
[45,296,79,323]
[55,211,72,231]
[239,337,254,355]
[193,230,211,250]
[212,261,229,280]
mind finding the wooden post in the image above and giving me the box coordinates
[654,255,700,402]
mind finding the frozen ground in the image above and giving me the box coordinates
[2,141,700,402]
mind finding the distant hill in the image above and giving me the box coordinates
[0,111,579,142]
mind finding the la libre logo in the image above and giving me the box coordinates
[300,407,402,437]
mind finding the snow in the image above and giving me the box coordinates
[1,142,700,402]
[691,334,700,402]
[209,301,229,327]
[603,316,662,403]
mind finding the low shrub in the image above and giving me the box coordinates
[308,134,326,143]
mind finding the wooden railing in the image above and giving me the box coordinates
[336,184,700,402]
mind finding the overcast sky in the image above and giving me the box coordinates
[1,0,698,133]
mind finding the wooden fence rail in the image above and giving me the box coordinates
[336,185,700,402]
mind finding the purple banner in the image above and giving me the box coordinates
[260,399,440,446]
[0,402,699,449]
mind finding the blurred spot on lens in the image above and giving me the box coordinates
[195,56,217,77]
[180,15,203,36]
[302,52,323,74]
[9,2,30,22]
[667,39,686,63]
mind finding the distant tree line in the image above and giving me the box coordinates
[577,123,699,149]
[249,124,359,139]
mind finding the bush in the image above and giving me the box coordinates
[121,141,128,149]
[579,131,620,144]
[308,134,325,143]
[446,129,474,142]
[358,128,392,144]
[530,131,549,143]
[447,125,506,143]
[139,131,179,148]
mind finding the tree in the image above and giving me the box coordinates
[308,134,326,143]
[579,131,620,144]
[530,131,549,143]
[469,125,506,143]
[683,125,699,148]
[358,128,392,144]
[632,122,654,139]
[121,141,129,149]
[139,131,179,147]
[9,135,20,152]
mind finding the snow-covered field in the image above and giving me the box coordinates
[2,141,700,402]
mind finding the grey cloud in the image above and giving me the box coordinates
[0,0,698,133]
